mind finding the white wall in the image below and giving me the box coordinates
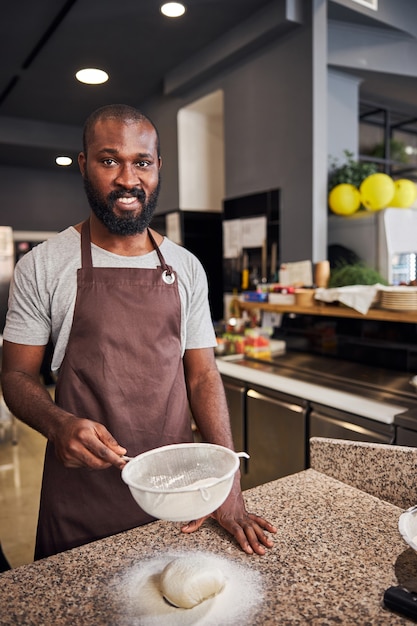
[177,90,225,211]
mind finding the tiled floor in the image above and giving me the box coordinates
[0,416,46,568]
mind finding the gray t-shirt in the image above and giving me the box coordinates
[4,226,217,373]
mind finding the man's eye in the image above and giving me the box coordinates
[103,158,116,166]
[136,161,150,167]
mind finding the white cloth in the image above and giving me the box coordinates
[4,227,216,373]
[314,284,383,315]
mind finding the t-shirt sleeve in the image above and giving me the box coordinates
[3,253,52,345]
[184,257,217,350]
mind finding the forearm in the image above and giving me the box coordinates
[1,370,72,441]
[188,368,235,450]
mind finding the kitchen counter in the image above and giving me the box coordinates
[217,355,409,424]
[0,467,414,625]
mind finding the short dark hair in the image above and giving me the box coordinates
[82,104,161,157]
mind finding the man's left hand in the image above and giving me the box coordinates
[180,478,277,555]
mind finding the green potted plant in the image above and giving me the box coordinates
[328,150,377,192]
[328,262,388,288]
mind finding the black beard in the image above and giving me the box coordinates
[83,176,160,235]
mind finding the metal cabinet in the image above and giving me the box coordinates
[222,372,397,491]
[309,403,395,446]
[222,375,308,489]
[245,385,308,489]
[394,408,417,446]
[396,427,417,446]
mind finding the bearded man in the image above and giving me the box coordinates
[1,104,276,560]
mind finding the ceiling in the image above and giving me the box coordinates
[1,0,417,173]
[1,0,276,171]
[1,0,278,127]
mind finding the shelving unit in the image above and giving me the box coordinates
[235,299,417,324]
[359,101,417,181]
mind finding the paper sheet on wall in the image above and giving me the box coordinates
[223,216,267,258]
[223,220,241,258]
[241,216,266,248]
[279,260,313,286]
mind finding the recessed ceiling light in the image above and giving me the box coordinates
[56,156,73,166]
[160,2,186,18]
[75,68,109,85]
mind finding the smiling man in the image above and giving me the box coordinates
[1,104,276,560]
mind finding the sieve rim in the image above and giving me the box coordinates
[121,442,241,494]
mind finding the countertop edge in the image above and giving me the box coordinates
[216,358,405,424]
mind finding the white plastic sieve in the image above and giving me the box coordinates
[121,442,249,521]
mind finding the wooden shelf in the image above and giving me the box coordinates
[235,300,417,324]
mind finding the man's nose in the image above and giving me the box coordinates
[114,164,140,188]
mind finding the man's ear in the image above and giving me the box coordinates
[158,156,162,170]
[78,152,86,177]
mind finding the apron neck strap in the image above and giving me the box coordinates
[81,220,93,268]
[147,228,171,273]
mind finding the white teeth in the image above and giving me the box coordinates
[118,196,137,204]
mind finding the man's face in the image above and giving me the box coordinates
[79,118,161,235]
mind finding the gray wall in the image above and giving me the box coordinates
[327,69,360,164]
[0,165,88,232]
[145,1,326,263]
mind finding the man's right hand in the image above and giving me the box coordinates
[51,416,127,469]
[1,340,127,470]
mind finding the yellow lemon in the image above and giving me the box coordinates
[328,184,361,216]
[391,179,417,208]
[360,173,395,211]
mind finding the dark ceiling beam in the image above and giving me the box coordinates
[22,0,78,70]
[0,116,82,153]
[0,0,78,107]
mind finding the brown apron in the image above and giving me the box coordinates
[35,220,192,560]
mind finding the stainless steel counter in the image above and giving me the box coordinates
[262,351,417,407]
[217,353,416,425]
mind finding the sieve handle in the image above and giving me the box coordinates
[154,493,166,507]
[199,488,211,501]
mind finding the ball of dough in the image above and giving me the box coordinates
[160,556,226,609]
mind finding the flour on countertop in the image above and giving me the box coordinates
[112,550,263,625]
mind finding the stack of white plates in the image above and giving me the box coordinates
[378,286,417,311]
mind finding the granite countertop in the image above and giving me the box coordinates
[216,357,407,424]
[0,468,414,625]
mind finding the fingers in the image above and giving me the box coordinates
[247,513,277,535]
[94,424,127,467]
[180,511,276,557]
[215,512,276,556]
[55,418,127,469]
[228,521,269,555]
[180,517,208,534]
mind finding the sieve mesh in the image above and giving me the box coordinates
[125,444,236,491]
